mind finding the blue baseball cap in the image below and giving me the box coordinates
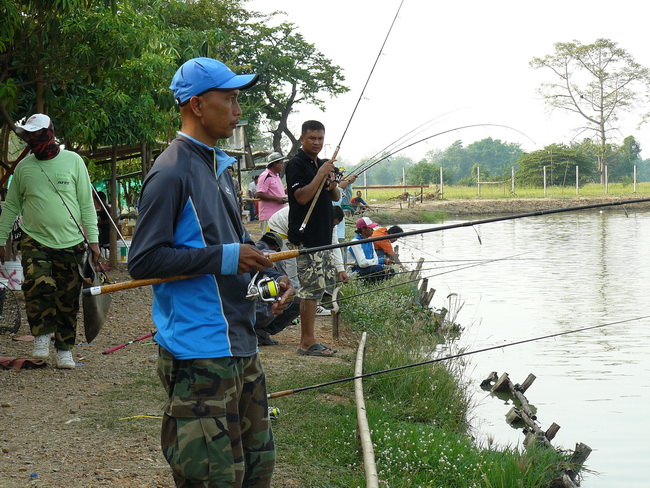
[170,57,259,106]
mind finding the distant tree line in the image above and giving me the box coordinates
[344,136,649,187]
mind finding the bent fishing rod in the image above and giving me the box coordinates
[299,0,406,232]
[347,123,537,177]
[268,315,650,398]
[348,110,461,177]
[83,197,650,296]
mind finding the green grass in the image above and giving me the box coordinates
[271,272,580,487]
[357,182,650,202]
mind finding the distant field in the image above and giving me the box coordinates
[358,182,650,203]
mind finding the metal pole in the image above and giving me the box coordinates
[543,166,547,197]
[576,166,579,195]
[440,167,444,199]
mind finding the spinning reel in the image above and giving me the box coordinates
[333,166,345,183]
[246,272,281,302]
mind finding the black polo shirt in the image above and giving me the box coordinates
[285,148,334,247]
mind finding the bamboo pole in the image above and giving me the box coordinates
[354,332,379,488]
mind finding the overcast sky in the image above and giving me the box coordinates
[248,0,650,165]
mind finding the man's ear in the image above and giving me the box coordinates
[189,96,202,116]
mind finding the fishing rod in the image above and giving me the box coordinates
[268,315,650,398]
[299,0,406,232]
[82,197,650,296]
[347,123,537,177]
[91,185,131,251]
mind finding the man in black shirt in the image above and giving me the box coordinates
[285,120,339,357]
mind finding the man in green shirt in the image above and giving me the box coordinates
[0,114,100,369]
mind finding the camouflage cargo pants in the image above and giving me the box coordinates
[286,243,335,301]
[20,235,85,350]
[158,348,275,487]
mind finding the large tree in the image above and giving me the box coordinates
[516,144,595,187]
[530,39,650,183]
[239,19,349,155]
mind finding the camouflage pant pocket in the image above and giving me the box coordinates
[163,414,238,484]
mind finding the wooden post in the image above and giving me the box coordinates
[545,422,561,441]
[519,373,536,393]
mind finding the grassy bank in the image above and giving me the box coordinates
[83,254,581,487]
[267,274,579,487]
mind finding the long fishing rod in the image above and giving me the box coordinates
[82,197,650,296]
[268,315,650,398]
[299,0,406,232]
[347,123,537,177]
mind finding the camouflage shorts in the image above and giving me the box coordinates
[286,243,335,301]
[20,234,85,350]
[158,348,275,487]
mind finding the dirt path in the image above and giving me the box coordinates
[0,263,349,488]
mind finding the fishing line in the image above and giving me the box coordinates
[331,0,406,160]
[349,110,459,176]
[268,315,650,398]
[320,253,523,307]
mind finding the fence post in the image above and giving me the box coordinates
[543,166,547,197]
[511,166,515,195]
[605,165,608,195]
[575,166,579,195]
[440,167,444,199]
[364,171,368,200]
[477,166,481,196]
[634,165,637,193]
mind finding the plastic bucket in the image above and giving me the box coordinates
[117,240,131,263]
[0,259,23,290]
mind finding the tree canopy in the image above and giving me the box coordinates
[530,38,650,181]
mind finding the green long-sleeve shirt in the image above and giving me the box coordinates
[0,149,99,248]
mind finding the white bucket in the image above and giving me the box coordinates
[0,259,23,290]
[117,240,131,263]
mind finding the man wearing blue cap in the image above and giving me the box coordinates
[129,57,294,488]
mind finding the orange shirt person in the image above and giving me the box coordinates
[372,225,403,264]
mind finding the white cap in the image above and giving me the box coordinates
[17,114,51,132]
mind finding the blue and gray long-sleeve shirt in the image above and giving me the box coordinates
[128,135,280,359]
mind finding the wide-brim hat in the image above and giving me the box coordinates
[170,57,258,106]
[266,152,286,167]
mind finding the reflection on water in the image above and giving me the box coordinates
[400,209,650,488]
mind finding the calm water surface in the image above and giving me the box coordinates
[400,209,650,488]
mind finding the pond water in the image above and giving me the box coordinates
[399,208,650,488]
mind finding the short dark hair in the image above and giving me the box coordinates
[301,120,325,135]
[387,225,403,235]
[332,206,344,223]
